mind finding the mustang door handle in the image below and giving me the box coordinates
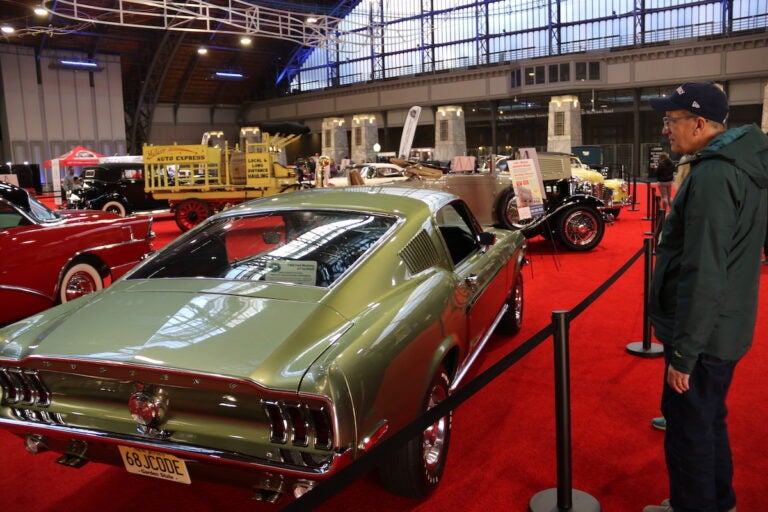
[465,274,480,288]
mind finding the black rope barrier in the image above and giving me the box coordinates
[280,244,645,511]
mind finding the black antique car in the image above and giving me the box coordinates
[68,162,168,216]
[392,153,609,251]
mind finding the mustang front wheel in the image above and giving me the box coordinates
[59,262,104,303]
[555,205,604,251]
[379,367,452,498]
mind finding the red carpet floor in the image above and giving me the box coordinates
[3,187,766,510]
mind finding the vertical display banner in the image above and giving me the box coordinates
[398,106,422,159]
[510,147,547,220]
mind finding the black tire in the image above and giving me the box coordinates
[59,262,104,303]
[555,205,605,251]
[495,271,524,335]
[175,198,212,231]
[102,200,127,216]
[379,367,452,498]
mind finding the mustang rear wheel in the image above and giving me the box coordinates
[102,200,127,216]
[496,271,524,335]
[59,262,104,303]
[175,198,212,231]
[555,205,604,251]
[379,367,452,498]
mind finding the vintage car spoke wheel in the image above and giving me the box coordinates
[102,200,127,216]
[379,367,452,498]
[556,205,605,251]
[175,198,212,231]
[495,271,524,335]
[59,262,104,303]
[496,188,536,231]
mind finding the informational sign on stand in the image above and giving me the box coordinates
[508,159,545,220]
[510,148,547,220]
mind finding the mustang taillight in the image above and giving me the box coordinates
[0,368,51,407]
[262,400,333,450]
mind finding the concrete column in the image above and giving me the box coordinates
[350,114,379,163]
[321,117,349,165]
[546,95,582,154]
[434,105,466,163]
[761,82,768,133]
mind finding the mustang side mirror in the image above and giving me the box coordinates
[477,232,496,246]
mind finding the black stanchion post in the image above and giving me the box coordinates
[627,239,663,357]
[629,174,639,211]
[529,311,601,512]
[642,182,653,220]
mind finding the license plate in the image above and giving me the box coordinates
[118,446,191,484]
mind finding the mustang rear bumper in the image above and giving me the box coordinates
[0,417,352,499]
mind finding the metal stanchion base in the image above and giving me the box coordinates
[626,341,664,358]
[529,489,601,512]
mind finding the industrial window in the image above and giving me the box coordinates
[511,68,522,88]
[354,127,362,146]
[324,129,331,145]
[554,112,565,136]
[524,65,545,85]
[576,61,600,81]
[439,119,449,142]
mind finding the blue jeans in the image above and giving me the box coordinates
[661,347,737,512]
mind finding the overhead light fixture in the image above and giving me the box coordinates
[240,36,252,45]
[197,47,208,55]
[1,26,15,34]
[214,71,245,80]
[34,6,48,15]
[49,59,103,71]
[306,16,318,24]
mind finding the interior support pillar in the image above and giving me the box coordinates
[546,95,582,154]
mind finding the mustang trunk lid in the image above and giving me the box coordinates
[0,281,350,391]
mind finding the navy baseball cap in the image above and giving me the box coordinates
[649,82,729,124]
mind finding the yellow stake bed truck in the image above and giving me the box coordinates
[144,123,310,231]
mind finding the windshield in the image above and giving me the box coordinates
[130,210,397,287]
[27,194,61,222]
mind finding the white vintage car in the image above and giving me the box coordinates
[330,162,407,186]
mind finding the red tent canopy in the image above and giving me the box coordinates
[44,146,105,168]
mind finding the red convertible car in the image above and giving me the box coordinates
[0,182,155,326]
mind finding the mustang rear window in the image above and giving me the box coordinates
[130,210,396,287]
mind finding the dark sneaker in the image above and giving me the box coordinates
[651,416,667,431]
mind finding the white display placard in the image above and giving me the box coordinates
[508,159,546,220]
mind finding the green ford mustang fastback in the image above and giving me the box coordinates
[0,186,526,502]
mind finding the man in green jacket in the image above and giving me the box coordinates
[644,82,768,512]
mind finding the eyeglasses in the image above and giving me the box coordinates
[662,115,698,128]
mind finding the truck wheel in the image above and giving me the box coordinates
[59,262,104,303]
[175,198,211,231]
[495,271,524,335]
[556,205,604,251]
[102,200,127,217]
[379,367,451,498]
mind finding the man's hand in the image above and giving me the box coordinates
[666,365,690,393]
